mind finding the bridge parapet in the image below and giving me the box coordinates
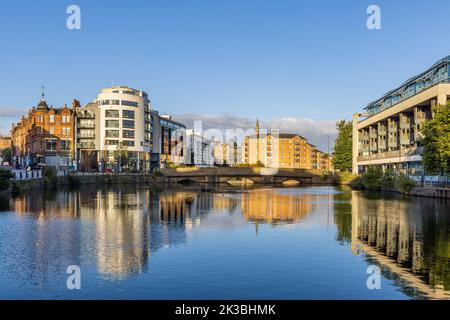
[160,167,323,179]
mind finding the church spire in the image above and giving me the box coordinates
[41,85,46,101]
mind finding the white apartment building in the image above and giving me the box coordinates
[214,141,242,166]
[95,86,151,172]
[186,130,214,166]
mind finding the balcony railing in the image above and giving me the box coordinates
[357,147,421,162]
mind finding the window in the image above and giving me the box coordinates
[49,127,55,134]
[121,100,138,107]
[61,140,71,151]
[49,115,55,123]
[123,120,135,129]
[62,127,71,136]
[123,110,135,119]
[123,130,135,139]
[105,140,119,145]
[79,129,94,138]
[101,100,120,105]
[105,120,120,128]
[105,110,120,118]
[79,119,94,128]
[105,130,119,138]
[62,115,70,123]
[46,139,57,151]
[122,141,134,147]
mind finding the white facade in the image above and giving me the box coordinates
[94,86,151,171]
[186,130,214,166]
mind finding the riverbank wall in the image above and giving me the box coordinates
[382,186,450,199]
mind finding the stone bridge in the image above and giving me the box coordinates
[159,167,328,185]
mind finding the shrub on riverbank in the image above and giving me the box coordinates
[397,173,416,194]
[349,167,416,194]
[336,171,358,185]
[67,174,81,187]
[0,169,13,191]
[10,180,23,195]
[44,167,57,188]
[361,167,383,190]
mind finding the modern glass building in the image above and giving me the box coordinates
[352,56,450,175]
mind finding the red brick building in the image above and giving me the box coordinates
[11,97,78,169]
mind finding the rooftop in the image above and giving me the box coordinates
[364,55,450,116]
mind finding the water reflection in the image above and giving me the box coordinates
[346,191,449,299]
[0,186,448,299]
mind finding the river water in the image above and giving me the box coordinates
[0,185,448,299]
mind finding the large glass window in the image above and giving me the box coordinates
[79,119,94,128]
[79,129,95,138]
[121,100,138,107]
[105,130,119,138]
[105,120,120,128]
[123,110,135,119]
[123,120,135,129]
[123,130,135,139]
[49,115,55,123]
[101,100,120,105]
[105,110,120,118]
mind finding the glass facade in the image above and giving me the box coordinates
[365,56,450,116]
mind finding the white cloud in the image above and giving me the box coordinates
[0,107,28,136]
[173,113,337,152]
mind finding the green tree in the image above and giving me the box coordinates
[332,120,353,172]
[0,147,12,164]
[421,102,450,175]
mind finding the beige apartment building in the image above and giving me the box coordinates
[243,119,332,171]
[352,56,450,175]
[0,136,11,150]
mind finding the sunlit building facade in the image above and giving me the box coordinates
[353,56,450,175]
[0,136,11,151]
[243,119,331,171]
[94,86,151,172]
[11,94,77,169]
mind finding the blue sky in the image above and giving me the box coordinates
[1,0,449,150]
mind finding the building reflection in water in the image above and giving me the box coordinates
[346,191,449,299]
[241,189,317,225]
[5,186,449,298]
[6,187,241,281]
